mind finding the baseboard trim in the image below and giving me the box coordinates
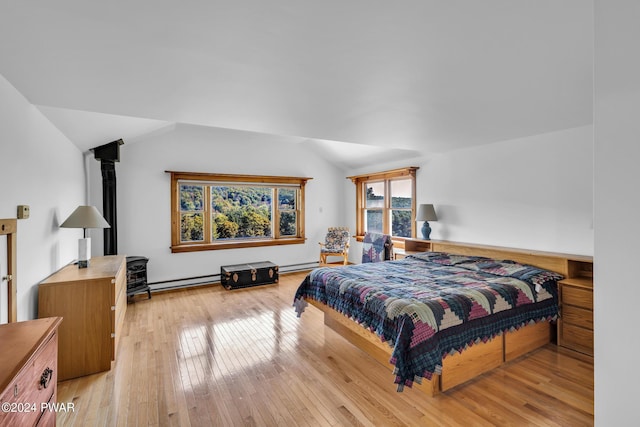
[146,261,318,293]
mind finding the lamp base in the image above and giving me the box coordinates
[421,221,432,240]
[78,237,91,269]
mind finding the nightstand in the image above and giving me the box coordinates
[393,247,407,260]
[394,238,434,259]
[557,260,593,356]
[401,238,433,255]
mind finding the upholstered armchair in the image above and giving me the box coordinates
[362,232,393,263]
[319,227,350,265]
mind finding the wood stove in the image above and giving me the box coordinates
[126,256,151,299]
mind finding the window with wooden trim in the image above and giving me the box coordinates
[347,167,418,239]
[167,171,311,253]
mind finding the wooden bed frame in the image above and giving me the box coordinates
[305,240,593,396]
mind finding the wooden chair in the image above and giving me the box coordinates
[319,227,350,265]
[362,232,393,263]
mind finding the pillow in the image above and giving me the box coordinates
[455,258,564,286]
[409,252,482,266]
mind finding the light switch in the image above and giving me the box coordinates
[17,205,30,219]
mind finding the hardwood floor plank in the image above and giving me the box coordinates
[56,271,594,426]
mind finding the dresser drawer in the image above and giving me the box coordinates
[37,402,56,426]
[561,284,593,310]
[112,263,127,360]
[562,304,593,330]
[560,323,594,356]
[0,331,58,427]
[114,262,127,304]
[113,282,127,360]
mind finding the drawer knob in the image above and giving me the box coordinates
[39,367,53,390]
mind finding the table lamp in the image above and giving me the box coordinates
[416,204,437,240]
[60,205,111,268]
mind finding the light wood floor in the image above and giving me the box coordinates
[57,271,594,426]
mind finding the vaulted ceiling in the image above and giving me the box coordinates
[0,1,593,167]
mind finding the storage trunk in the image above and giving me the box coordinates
[220,261,279,290]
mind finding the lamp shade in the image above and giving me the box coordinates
[60,206,111,229]
[60,206,110,268]
[416,204,438,222]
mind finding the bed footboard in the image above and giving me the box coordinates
[309,298,551,396]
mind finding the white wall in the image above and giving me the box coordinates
[0,74,84,321]
[594,1,640,424]
[346,125,593,260]
[89,124,347,285]
[421,125,593,255]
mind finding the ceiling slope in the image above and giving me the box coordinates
[0,1,593,161]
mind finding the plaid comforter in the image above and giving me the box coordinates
[293,252,562,390]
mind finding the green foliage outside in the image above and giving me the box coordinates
[211,186,272,239]
[392,197,412,209]
[366,185,412,237]
[366,210,383,233]
[212,213,239,239]
[278,189,296,210]
[179,184,299,242]
[280,211,297,236]
[180,185,205,242]
[392,210,412,237]
[180,185,203,211]
[181,213,204,241]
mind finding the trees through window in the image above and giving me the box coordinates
[348,167,418,239]
[168,171,311,252]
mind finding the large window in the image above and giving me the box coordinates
[168,171,311,252]
[348,167,418,239]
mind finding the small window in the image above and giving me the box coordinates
[168,171,311,252]
[347,167,418,239]
[390,179,413,238]
[365,181,384,233]
[278,188,298,237]
[180,185,205,242]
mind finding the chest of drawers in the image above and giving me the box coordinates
[558,276,594,356]
[0,317,62,427]
[556,257,593,356]
[38,255,127,380]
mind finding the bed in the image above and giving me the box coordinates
[294,241,583,396]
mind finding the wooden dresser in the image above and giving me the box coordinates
[38,255,127,381]
[0,317,62,427]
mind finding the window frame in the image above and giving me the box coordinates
[167,171,312,253]
[347,167,419,241]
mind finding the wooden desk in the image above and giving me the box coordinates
[38,255,127,381]
[0,317,62,427]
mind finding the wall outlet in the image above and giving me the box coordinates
[17,205,30,219]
